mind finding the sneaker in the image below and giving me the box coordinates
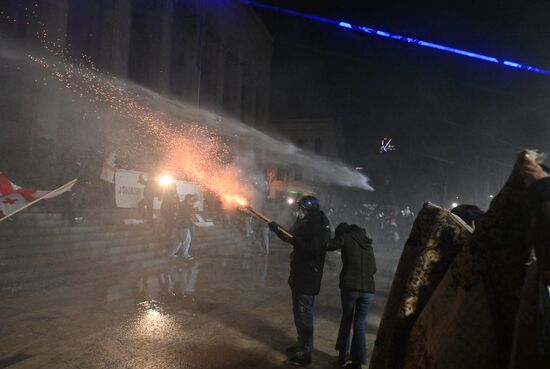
[337,357,348,367]
[288,352,312,366]
[344,363,362,369]
[183,255,194,260]
[337,350,348,367]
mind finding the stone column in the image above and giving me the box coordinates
[233,60,243,119]
[246,74,257,125]
[256,57,271,128]
[181,9,201,105]
[214,44,226,113]
[156,0,174,93]
[108,0,133,77]
[26,0,70,185]
[27,0,69,47]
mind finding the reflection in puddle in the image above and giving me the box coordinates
[133,300,172,338]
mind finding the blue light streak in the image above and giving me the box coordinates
[240,0,550,75]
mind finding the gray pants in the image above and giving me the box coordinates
[170,227,191,257]
[259,226,270,254]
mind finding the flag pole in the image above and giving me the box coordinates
[0,179,78,223]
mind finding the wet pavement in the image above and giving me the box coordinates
[0,228,398,369]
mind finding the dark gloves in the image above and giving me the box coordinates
[268,221,280,232]
[269,221,292,243]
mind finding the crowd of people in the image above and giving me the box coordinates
[326,204,415,249]
[43,149,550,369]
[268,196,376,368]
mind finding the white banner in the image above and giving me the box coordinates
[114,169,203,211]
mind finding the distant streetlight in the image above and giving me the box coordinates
[451,202,458,209]
[489,194,494,199]
[287,197,295,205]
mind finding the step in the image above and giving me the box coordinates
[0,218,106,234]
[1,238,245,291]
[1,227,243,255]
[1,240,162,271]
[1,236,243,273]
[0,256,171,297]
[1,227,154,247]
[0,246,165,285]
[0,231,249,297]
[0,234,159,260]
[1,222,242,252]
[0,223,107,239]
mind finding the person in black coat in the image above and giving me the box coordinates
[160,183,179,240]
[328,223,377,369]
[169,194,197,260]
[269,195,331,366]
[138,174,157,221]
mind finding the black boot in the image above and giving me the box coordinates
[288,352,312,366]
[344,362,362,369]
[286,345,299,357]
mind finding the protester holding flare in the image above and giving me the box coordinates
[268,195,331,366]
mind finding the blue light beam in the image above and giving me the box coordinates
[240,0,550,76]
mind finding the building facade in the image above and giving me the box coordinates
[266,118,345,201]
[0,0,271,186]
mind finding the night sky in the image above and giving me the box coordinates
[252,0,550,207]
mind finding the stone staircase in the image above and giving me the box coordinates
[0,206,247,297]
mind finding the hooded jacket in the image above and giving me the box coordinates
[328,224,377,293]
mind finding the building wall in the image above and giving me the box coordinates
[266,118,345,199]
[0,0,271,186]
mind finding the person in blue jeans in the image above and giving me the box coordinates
[269,196,331,366]
[328,223,377,369]
[169,194,197,260]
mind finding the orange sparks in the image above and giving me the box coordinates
[22,26,254,208]
[222,194,249,207]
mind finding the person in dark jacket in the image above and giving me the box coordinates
[516,154,550,369]
[160,182,179,240]
[269,195,331,366]
[328,222,377,369]
[451,204,485,230]
[169,194,197,260]
[138,174,156,221]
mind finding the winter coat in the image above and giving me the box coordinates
[286,210,331,296]
[328,224,377,293]
[508,176,550,369]
[160,187,179,222]
[529,177,550,276]
[175,200,196,228]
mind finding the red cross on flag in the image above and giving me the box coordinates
[0,172,77,221]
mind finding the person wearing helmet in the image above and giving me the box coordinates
[269,195,331,366]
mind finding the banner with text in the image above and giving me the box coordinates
[115,169,203,210]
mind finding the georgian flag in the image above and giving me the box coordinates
[0,172,76,220]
